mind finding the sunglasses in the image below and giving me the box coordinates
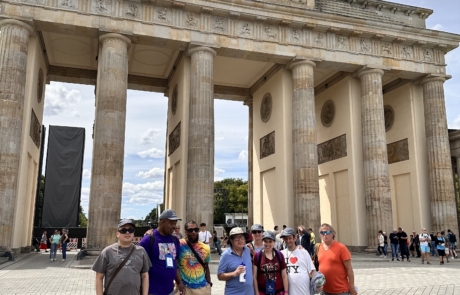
[186,228,200,233]
[320,230,332,235]
[252,231,262,234]
[119,228,135,234]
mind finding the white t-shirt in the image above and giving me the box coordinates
[419,233,430,246]
[281,247,315,295]
[199,230,211,243]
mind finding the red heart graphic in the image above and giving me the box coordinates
[289,257,298,264]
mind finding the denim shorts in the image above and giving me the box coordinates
[420,245,430,253]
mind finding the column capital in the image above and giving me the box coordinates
[243,98,253,106]
[0,19,34,34]
[289,59,316,70]
[356,68,384,78]
[187,46,217,57]
[420,76,446,85]
[99,33,131,48]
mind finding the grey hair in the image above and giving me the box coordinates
[319,223,336,239]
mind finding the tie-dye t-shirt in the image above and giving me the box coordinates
[178,239,211,289]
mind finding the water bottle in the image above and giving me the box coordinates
[239,262,246,282]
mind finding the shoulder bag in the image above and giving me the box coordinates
[186,240,212,286]
[103,246,136,295]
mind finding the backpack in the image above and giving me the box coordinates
[255,249,283,276]
[449,233,457,243]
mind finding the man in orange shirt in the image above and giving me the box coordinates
[317,223,357,295]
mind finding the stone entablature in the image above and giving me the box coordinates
[1,0,458,75]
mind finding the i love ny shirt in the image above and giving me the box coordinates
[281,248,315,295]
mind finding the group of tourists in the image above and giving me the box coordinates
[92,208,357,295]
[378,227,458,265]
[37,229,70,261]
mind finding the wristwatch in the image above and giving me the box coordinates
[208,282,213,287]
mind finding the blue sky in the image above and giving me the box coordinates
[41,0,460,220]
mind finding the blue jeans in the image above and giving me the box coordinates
[431,241,438,256]
[391,244,399,258]
[383,244,388,256]
[62,243,67,259]
[50,243,58,259]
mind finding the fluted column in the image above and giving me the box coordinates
[244,98,253,227]
[422,76,458,233]
[290,60,320,232]
[87,33,131,250]
[357,69,392,248]
[186,47,216,227]
[0,19,34,252]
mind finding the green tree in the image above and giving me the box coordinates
[78,205,88,227]
[214,178,248,224]
[34,175,45,227]
[144,203,165,225]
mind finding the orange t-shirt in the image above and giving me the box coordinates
[318,241,351,293]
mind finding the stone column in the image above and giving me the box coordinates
[244,98,253,227]
[421,76,458,233]
[87,33,131,250]
[290,60,320,233]
[357,69,393,248]
[0,19,34,252]
[186,47,216,227]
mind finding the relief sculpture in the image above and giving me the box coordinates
[171,85,178,115]
[321,100,335,127]
[168,122,181,156]
[360,39,371,52]
[30,109,41,148]
[387,138,409,164]
[213,18,225,32]
[95,0,107,11]
[384,105,394,131]
[126,4,138,17]
[186,14,197,27]
[317,134,347,164]
[240,24,251,36]
[265,27,276,40]
[260,93,272,123]
[157,8,167,21]
[260,131,275,159]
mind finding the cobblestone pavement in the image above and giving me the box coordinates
[1,251,460,294]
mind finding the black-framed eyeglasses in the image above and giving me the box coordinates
[186,228,200,233]
[119,228,135,234]
[320,230,332,236]
[252,231,262,234]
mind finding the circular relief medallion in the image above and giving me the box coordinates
[321,100,335,127]
[37,68,44,103]
[171,85,178,115]
[260,93,272,123]
[384,105,394,132]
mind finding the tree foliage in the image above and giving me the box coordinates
[34,175,45,227]
[144,203,165,225]
[214,178,248,224]
[79,205,88,227]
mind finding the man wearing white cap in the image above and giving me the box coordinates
[139,209,185,295]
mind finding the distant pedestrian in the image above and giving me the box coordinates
[92,219,151,295]
[173,225,183,239]
[389,229,399,261]
[213,230,222,255]
[409,235,415,257]
[419,228,431,265]
[139,209,185,295]
[318,223,357,295]
[49,230,61,261]
[442,231,451,263]
[412,231,421,258]
[397,227,410,262]
[217,227,253,295]
[382,231,388,257]
[247,224,264,256]
[436,232,447,265]
[430,231,438,256]
[32,236,40,252]
[296,225,311,253]
[40,231,48,253]
[60,229,69,262]
[199,223,213,245]
[378,230,385,258]
[252,231,288,295]
[308,228,316,257]
[447,229,458,259]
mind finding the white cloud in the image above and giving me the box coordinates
[451,114,460,129]
[214,167,225,181]
[44,83,82,116]
[238,150,248,161]
[140,128,161,145]
[122,181,164,204]
[82,169,91,178]
[136,167,165,179]
[137,148,165,159]
[430,24,444,31]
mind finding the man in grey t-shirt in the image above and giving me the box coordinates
[92,219,152,295]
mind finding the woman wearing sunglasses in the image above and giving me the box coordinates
[247,224,265,256]
[317,223,357,295]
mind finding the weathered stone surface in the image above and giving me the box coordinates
[29,109,41,148]
[357,68,393,248]
[387,138,409,164]
[87,33,130,250]
[318,134,347,165]
[244,98,254,227]
[168,122,181,156]
[186,47,216,227]
[260,131,275,159]
[0,19,34,251]
[421,76,458,234]
[290,60,320,233]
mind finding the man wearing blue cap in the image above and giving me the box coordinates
[139,209,185,295]
[93,219,151,295]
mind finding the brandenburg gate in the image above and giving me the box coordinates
[1,0,460,254]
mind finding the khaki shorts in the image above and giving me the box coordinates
[174,285,211,295]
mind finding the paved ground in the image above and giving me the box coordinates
[1,250,460,294]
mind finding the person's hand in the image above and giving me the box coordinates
[144,229,153,236]
[247,243,254,256]
[177,283,185,294]
[350,287,358,295]
[317,286,323,292]
[234,265,246,276]
[297,245,304,250]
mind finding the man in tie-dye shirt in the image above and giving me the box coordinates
[177,221,212,295]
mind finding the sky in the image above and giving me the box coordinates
[41,0,460,220]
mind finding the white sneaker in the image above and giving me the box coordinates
[50,259,53,261]
[380,255,384,258]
